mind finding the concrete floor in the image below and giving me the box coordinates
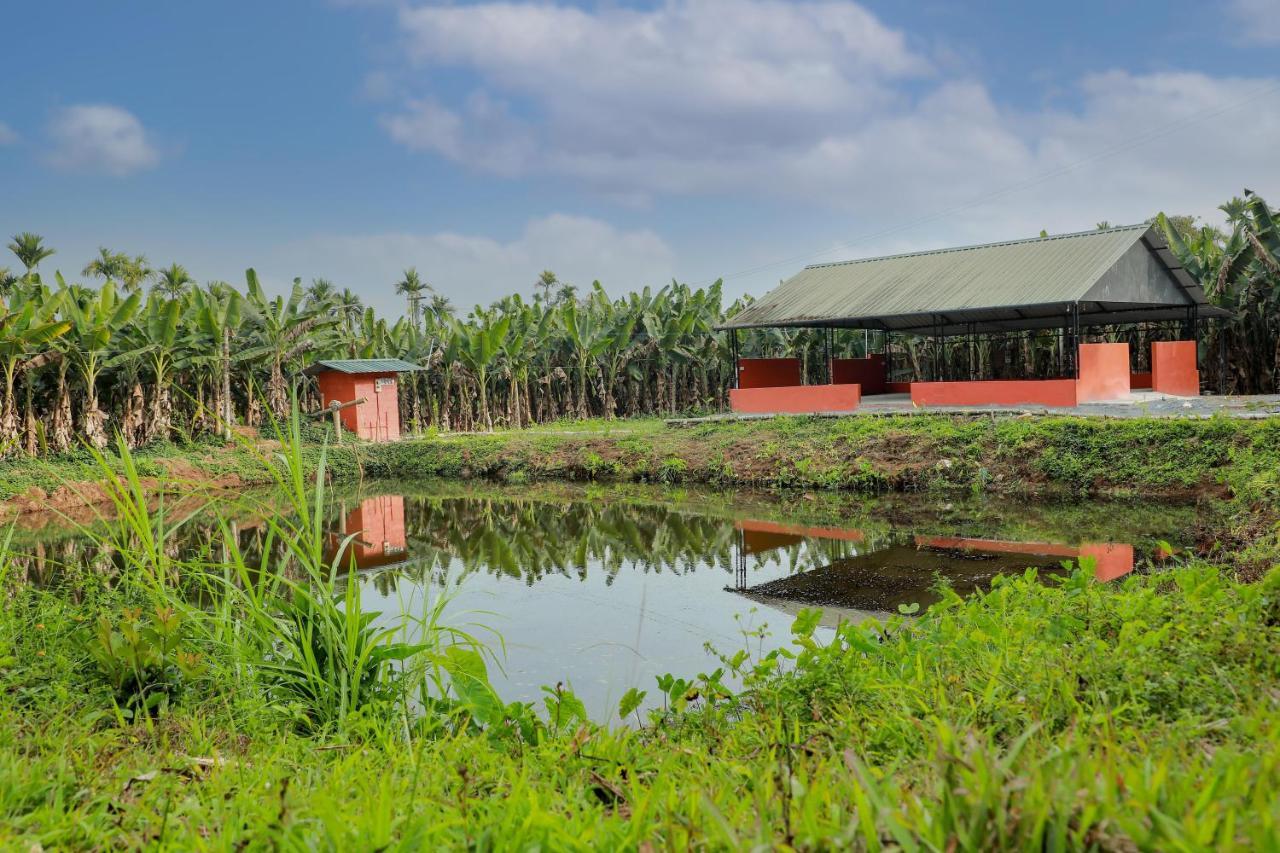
[671,391,1280,425]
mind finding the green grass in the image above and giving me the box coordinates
[362,414,1280,498]
[2,556,1278,848]
[1,412,1279,847]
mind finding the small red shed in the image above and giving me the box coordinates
[302,358,423,442]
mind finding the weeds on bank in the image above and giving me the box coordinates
[2,408,1280,847]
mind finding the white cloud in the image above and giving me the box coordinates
[269,213,676,316]
[376,0,1279,230]
[0,122,17,145]
[1228,0,1280,44]
[45,104,160,176]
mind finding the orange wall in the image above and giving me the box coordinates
[730,383,860,414]
[1076,342,1130,402]
[1151,341,1199,396]
[830,355,886,395]
[333,494,408,570]
[910,379,1078,407]
[737,358,802,389]
[917,535,1133,582]
[315,371,402,440]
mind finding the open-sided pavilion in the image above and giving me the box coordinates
[717,224,1231,413]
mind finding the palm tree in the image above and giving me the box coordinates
[428,292,454,321]
[306,277,337,306]
[535,270,558,303]
[120,254,154,293]
[395,267,430,329]
[0,268,16,299]
[82,247,129,283]
[8,232,55,282]
[335,288,363,333]
[153,263,195,298]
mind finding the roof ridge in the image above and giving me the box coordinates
[804,223,1150,271]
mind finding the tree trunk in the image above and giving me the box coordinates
[0,371,19,457]
[49,363,73,453]
[23,375,40,456]
[122,380,146,447]
[267,358,288,421]
[83,376,109,450]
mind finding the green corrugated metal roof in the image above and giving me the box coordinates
[302,358,423,376]
[720,224,1226,334]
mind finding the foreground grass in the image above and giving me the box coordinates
[2,562,1278,849]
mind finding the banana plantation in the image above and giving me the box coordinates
[1,191,1276,455]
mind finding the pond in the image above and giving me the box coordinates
[9,482,1203,719]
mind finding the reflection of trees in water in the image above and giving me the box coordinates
[368,495,884,594]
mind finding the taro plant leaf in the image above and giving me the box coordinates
[791,607,823,638]
[618,687,646,721]
[441,645,505,727]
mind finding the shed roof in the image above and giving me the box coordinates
[302,358,423,376]
[719,224,1230,335]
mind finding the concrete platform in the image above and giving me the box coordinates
[669,392,1280,426]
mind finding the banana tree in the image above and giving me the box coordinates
[120,293,185,443]
[239,270,338,421]
[0,287,70,454]
[58,277,141,448]
[454,310,510,430]
[190,283,241,438]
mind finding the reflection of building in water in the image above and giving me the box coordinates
[327,495,410,571]
[732,519,1136,622]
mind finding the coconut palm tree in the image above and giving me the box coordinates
[535,270,558,303]
[120,254,154,293]
[306,277,337,307]
[82,248,129,283]
[8,232,55,282]
[395,267,430,329]
[153,263,195,298]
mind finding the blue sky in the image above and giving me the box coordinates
[2,0,1277,316]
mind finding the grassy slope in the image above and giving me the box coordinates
[2,565,1278,848]
[363,415,1280,499]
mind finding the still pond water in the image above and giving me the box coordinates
[16,482,1200,719]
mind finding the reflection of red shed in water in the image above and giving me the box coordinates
[302,358,423,442]
[328,495,409,571]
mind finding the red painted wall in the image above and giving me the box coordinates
[1130,372,1152,390]
[1079,542,1135,582]
[910,379,1078,407]
[916,535,1133,582]
[331,494,408,570]
[830,355,886,395]
[886,381,913,394]
[1076,342,1130,402]
[737,358,802,389]
[1151,341,1199,396]
[730,383,861,414]
[315,371,402,441]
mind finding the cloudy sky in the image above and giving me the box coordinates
[2,0,1277,315]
